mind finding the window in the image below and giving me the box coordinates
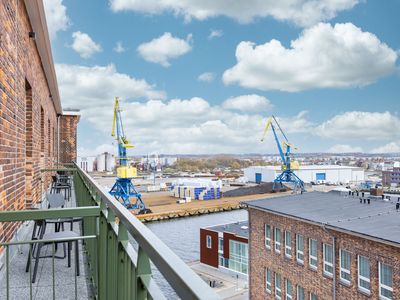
[323,243,333,276]
[296,234,304,264]
[340,249,351,284]
[285,231,292,258]
[228,240,248,274]
[310,293,318,300]
[218,237,224,252]
[206,235,212,248]
[275,273,282,299]
[297,286,305,300]
[358,255,370,293]
[286,279,292,300]
[379,262,393,300]
[275,228,281,253]
[309,239,317,269]
[266,268,272,293]
[265,224,271,249]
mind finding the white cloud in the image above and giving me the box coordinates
[208,29,223,40]
[223,23,398,92]
[110,0,359,27]
[113,41,126,53]
[55,63,166,110]
[327,144,363,153]
[71,31,102,58]
[315,111,400,140]
[222,95,273,113]
[370,142,400,154]
[137,32,193,67]
[198,72,215,82]
[78,144,117,157]
[43,0,70,40]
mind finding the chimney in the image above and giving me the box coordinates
[367,198,370,204]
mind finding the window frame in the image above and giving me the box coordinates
[323,243,333,277]
[339,249,351,284]
[275,227,281,254]
[309,239,317,270]
[297,285,305,300]
[296,234,304,264]
[265,224,271,250]
[378,262,393,300]
[275,272,282,299]
[285,231,292,258]
[266,268,272,294]
[206,235,212,249]
[310,293,318,300]
[357,255,371,294]
[285,279,292,300]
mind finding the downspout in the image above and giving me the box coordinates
[57,114,61,167]
[323,225,336,300]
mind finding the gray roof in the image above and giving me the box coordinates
[207,221,249,239]
[244,191,400,246]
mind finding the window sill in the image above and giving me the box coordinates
[339,279,351,287]
[296,260,304,266]
[357,288,371,297]
[309,266,317,272]
[323,272,333,279]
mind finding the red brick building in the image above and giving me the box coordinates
[382,167,400,187]
[200,221,249,277]
[0,0,79,242]
[245,192,399,300]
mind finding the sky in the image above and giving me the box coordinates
[43,0,400,156]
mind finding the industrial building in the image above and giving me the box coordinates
[96,152,116,172]
[76,156,96,172]
[200,221,248,277]
[244,165,364,185]
[244,191,399,300]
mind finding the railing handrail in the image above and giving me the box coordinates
[74,163,221,300]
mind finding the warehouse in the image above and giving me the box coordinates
[244,165,364,185]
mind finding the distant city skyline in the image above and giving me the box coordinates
[45,0,400,156]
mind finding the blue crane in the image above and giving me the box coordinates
[261,116,305,193]
[109,97,152,214]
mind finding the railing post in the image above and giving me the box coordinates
[136,247,151,299]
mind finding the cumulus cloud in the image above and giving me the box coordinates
[315,111,400,140]
[71,31,102,58]
[370,142,400,154]
[137,32,193,67]
[327,144,363,153]
[208,29,223,40]
[222,95,273,113]
[113,41,126,53]
[43,0,70,40]
[109,0,359,27]
[55,63,166,110]
[223,23,398,92]
[198,72,215,82]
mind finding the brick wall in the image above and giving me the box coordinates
[248,207,400,300]
[59,114,79,164]
[0,1,68,243]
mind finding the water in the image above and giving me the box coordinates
[146,210,248,298]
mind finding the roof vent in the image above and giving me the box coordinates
[367,198,370,204]
[396,203,400,210]
[241,226,248,230]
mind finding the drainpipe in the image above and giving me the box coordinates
[57,114,61,167]
[323,225,336,300]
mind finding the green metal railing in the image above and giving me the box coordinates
[0,164,220,299]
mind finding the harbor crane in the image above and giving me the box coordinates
[109,97,152,214]
[261,115,305,193]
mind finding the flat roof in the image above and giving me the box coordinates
[246,165,363,171]
[207,221,249,239]
[244,192,400,246]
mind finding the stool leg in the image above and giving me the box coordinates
[75,240,80,276]
[67,242,71,267]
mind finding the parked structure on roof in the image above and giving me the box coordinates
[200,221,249,277]
[243,191,400,300]
[244,165,364,185]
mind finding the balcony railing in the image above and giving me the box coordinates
[0,163,221,300]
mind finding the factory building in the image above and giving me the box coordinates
[244,165,364,185]
[244,192,399,300]
[96,152,116,172]
[76,156,96,172]
[200,221,248,277]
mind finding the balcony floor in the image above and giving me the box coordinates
[0,184,92,300]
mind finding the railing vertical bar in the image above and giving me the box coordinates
[75,242,78,300]
[29,244,33,300]
[52,242,55,300]
[6,245,9,300]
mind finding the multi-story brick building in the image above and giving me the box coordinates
[0,0,79,243]
[245,192,399,300]
[382,167,400,187]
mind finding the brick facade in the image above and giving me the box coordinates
[0,1,78,244]
[248,207,400,300]
[59,113,79,164]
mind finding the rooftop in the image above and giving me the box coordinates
[207,221,249,239]
[246,165,363,170]
[245,191,400,246]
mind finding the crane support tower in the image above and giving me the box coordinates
[109,97,152,214]
[261,115,305,193]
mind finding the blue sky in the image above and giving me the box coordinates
[44,0,400,155]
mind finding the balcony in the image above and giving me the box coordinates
[0,164,220,300]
